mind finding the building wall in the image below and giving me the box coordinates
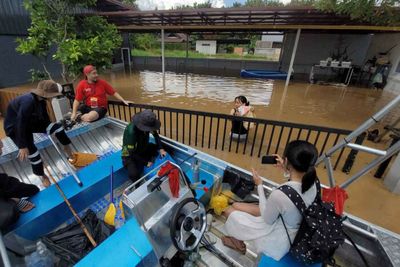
[366,33,400,94]
[132,56,279,77]
[280,32,372,79]
[195,40,217,55]
[0,35,62,88]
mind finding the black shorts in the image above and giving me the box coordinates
[78,104,107,120]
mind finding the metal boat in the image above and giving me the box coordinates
[1,116,400,267]
[240,69,288,80]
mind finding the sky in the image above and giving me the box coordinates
[137,0,244,10]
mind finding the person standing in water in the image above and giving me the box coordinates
[230,95,255,140]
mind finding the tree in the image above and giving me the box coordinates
[244,0,284,7]
[122,0,137,8]
[130,33,159,50]
[16,0,122,82]
[315,0,400,26]
[173,1,212,9]
[232,1,243,7]
[287,0,315,6]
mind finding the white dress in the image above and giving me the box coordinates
[224,181,317,261]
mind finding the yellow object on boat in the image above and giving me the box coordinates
[210,195,229,215]
[104,203,116,226]
[69,152,98,167]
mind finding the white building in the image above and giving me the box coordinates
[195,40,217,55]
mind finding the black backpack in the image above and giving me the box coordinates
[278,179,345,265]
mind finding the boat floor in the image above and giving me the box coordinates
[199,215,258,267]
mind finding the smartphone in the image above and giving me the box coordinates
[261,155,277,164]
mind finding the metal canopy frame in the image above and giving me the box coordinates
[89,7,400,33]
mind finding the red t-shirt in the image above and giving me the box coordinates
[75,79,116,109]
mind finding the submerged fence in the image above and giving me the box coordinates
[107,101,364,172]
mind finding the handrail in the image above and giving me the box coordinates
[108,101,351,135]
[108,101,362,172]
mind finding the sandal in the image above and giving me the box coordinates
[221,236,246,254]
[16,199,35,213]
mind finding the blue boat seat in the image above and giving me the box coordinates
[258,254,322,267]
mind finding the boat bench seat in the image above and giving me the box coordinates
[7,151,128,240]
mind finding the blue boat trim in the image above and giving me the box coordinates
[75,218,157,267]
[9,150,128,240]
[240,69,288,80]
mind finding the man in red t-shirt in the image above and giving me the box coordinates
[71,65,129,122]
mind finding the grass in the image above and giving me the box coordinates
[131,49,279,61]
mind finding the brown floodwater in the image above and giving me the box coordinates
[1,69,400,233]
[104,69,398,131]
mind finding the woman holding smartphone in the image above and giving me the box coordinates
[222,140,319,260]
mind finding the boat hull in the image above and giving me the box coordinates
[240,69,288,80]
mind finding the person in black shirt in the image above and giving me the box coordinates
[4,80,74,187]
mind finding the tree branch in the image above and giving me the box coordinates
[41,62,53,80]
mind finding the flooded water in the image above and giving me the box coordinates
[1,68,400,233]
[104,69,397,131]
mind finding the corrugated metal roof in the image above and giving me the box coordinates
[0,0,30,35]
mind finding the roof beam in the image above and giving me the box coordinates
[117,24,400,32]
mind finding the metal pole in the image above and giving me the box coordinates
[340,140,400,189]
[285,28,301,87]
[317,94,400,165]
[185,33,189,64]
[346,143,386,156]
[48,135,82,186]
[161,28,165,89]
[324,157,336,187]
[0,232,11,267]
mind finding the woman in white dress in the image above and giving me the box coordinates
[223,140,319,260]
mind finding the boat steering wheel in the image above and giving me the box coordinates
[170,197,207,252]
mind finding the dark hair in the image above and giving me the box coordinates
[284,140,319,193]
[235,95,249,106]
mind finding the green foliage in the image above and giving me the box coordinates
[315,0,400,26]
[173,1,212,9]
[288,0,315,6]
[232,1,243,7]
[16,0,122,82]
[130,33,159,50]
[131,49,278,61]
[122,0,137,8]
[28,69,48,82]
[244,0,284,7]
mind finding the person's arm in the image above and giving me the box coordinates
[113,92,129,106]
[152,131,166,157]
[103,80,130,106]
[253,169,283,225]
[258,187,285,225]
[14,97,34,161]
[16,98,33,149]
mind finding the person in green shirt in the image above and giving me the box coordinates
[122,110,166,183]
